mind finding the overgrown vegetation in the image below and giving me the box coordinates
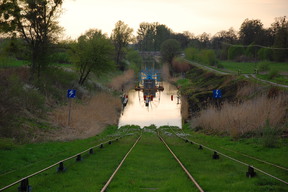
[174,62,288,140]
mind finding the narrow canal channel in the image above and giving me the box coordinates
[118,82,182,128]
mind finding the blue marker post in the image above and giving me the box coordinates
[67,89,76,126]
[213,89,222,108]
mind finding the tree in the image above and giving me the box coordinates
[71,29,115,85]
[271,16,288,61]
[111,20,134,71]
[136,22,171,51]
[160,39,181,74]
[211,28,238,59]
[239,19,265,45]
[171,33,190,49]
[0,0,63,79]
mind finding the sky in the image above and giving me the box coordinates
[58,0,288,39]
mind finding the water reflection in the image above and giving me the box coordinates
[118,82,182,128]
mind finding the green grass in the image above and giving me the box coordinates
[107,132,198,192]
[220,61,288,74]
[0,57,29,68]
[257,74,288,85]
[160,127,288,191]
[1,126,287,191]
[0,125,138,190]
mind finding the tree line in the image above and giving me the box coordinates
[1,0,287,86]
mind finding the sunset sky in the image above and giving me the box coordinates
[59,0,288,39]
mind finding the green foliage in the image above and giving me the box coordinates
[239,19,265,45]
[111,20,134,71]
[267,69,279,80]
[261,120,278,148]
[0,75,45,138]
[185,48,217,65]
[0,0,64,78]
[184,47,199,61]
[137,22,172,51]
[71,29,115,85]
[245,43,258,58]
[201,49,217,65]
[258,61,270,72]
[216,63,224,69]
[49,52,70,64]
[271,16,288,62]
[0,55,29,68]
[273,49,288,62]
[228,46,245,60]
[176,78,191,88]
[0,138,16,150]
[257,48,273,61]
[125,49,143,73]
[160,39,181,73]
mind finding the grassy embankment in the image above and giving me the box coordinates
[220,61,288,85]
[0,56,136,142]
[183,53,288,85]
[1,126,287,191]
[175,63,287,139]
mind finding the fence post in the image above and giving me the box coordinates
[246,166,256,178]
[18,178,31,192]
[212,151,219,159]
[57,162,65,172]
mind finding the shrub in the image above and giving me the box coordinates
[217,63,224,69]
[184,47,200,61]
[228,46,245,60]
[201,49,217,65]
[257,48,273,61]
[172,57,191,73]
[261,120,278,148]
[267,69,279,80]
[258,61,270,72]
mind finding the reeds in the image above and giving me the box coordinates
[109,69,134,91]
[49,92,122,140]
[192,94,287,138]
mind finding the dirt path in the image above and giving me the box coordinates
[244,74,288,88]
[185,59,229,75]
[186,59,288,88]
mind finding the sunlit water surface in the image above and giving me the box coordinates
[118,82,181,128]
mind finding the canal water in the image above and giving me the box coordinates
[118,82,182,128]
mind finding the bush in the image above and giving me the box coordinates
[184,48,216,65]
[49,52,70,64]
[228,46,245,60]
[217,63,224,69]
[261,120,278,147]
[257,48,273,61]
[267,69,279,80]
[184,47,200,61]
[201,50,217,65]
[258,61,270,72]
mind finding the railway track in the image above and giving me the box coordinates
[100,130,205,192]
[2,127,287,191]
[166,127,288,186]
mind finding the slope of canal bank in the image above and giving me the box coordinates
[175,63,288,139]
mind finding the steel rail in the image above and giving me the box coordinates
[220,147,288,171]
[169,128,288,185]
[158,132,205,192]
[100,135,142,192]
[177,128,288,171]
[0,135,126,192]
